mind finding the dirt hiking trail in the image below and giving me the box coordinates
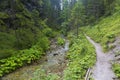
[86,36,116,80]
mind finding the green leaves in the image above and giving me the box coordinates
[63,33,96,80]
[32,69,60,80]
[113,63,120,78]
[0,48,43,77]
[57,37,65,45]
[84,11,120,52]
[37,36,50,51]
[0,12,9,19]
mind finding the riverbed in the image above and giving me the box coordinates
[2,40,69,80]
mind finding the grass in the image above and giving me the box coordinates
[83,11,120,52]
[63,33,96,80]
[82,11,120,79]
[57,37,65,45]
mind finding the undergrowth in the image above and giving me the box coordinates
[113,63,120,79]
[63,33,96,80]
[32,69,60,80]
[83,11,120,52]
[0,47,44,77]
[82,11,120,79]
[57,37,65,46]
[0,27,55,77]
[113,51,120,79]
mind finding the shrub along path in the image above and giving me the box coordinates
[86,36,116,80]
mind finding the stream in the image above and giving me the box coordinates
[2,40,69,80]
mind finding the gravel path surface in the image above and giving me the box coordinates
[86,36,116,80]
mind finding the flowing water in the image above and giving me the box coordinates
[2,40,69,80]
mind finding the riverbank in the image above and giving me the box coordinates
[2,39,69,80]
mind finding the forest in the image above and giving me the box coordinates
[0,0,120,80]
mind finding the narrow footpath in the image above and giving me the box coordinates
[86,36,116,80]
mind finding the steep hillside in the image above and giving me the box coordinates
[0,0,57,77]
[0,0,50,59]
[84,11,120,52]
[83,11,120,79]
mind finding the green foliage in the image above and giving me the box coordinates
[37,36,50,51]
[114,0,120,11]
[14,28,36,49]
[0,29,51,76]
[32,69,60,80]
[0,50,14,59]
[0,12,9,19]
[0,32,16,49]
[0,47,44,77]
[81,10,120,78]
[57,37,65,45]
[113,51,120,79]
[61,0,119,31]
[0,32,16,59]
[0,0,59,78]
[43,27,56,38]
[113,63,120,79]
[83,11,120,52]
[115,51,120,57]
[15,13,34,27]
[0,0,53,49]
[71,2,85,26]
[63,33,96,80]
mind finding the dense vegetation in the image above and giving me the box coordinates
[63,33,96,80]
[83,11,120,78]
[60,0,120,34]
[0,0,57,77]
[0,0,120,79]
[30,33,96,80]
[0,0,53,59]
[83,11,120,52]
[0,47,44,77]
[61,1,120,78]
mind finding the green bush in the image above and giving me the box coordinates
[0,47,44,77]
[114,0,120,11]
[113,63,120,79]
[57,37,65,45]
[0,12,9,19]
[14,28,36,49]
[0,32,16,49]
[63,33,96,80]
[32,69,60,80]
[0,32,16,59]
[0,50,14,59]
[43,28,56,38]
[83,11,120,52]
[106,33,115,39]
[37,36,50,51]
